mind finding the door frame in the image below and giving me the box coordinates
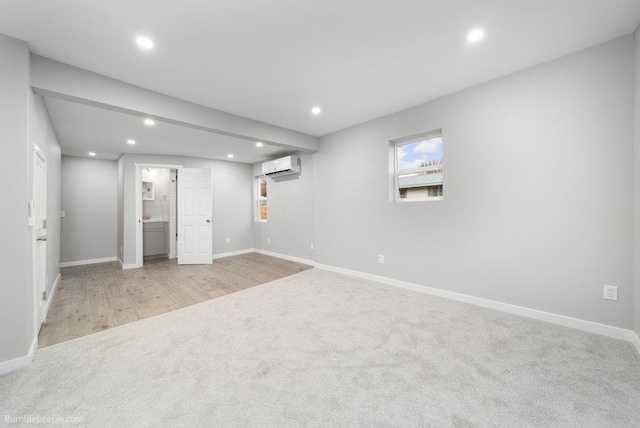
[134,163,183,268]
[32,144,47,338]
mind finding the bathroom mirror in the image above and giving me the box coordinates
[142,181,154,200]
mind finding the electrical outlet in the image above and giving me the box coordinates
[226,238,230,244]
[378,255,385,264]
[267,238,271,244]
[120,246,123,253]
[603,285,617,301]
[310,243,314,251]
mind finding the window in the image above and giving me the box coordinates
[257,176,268,221]
[393,132,443,202]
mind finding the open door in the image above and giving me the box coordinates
[34,146,47,330]
[177,168,213,264]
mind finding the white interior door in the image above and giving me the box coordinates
[35,148,47,329]
[178,168,212,264]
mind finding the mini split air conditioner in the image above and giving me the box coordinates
[261,155,300,177]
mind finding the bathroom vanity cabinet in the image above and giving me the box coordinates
[143,221,169,257]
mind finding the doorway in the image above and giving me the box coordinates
[135,163,182,268]
[134,164,214,268]
[140,167,177,264]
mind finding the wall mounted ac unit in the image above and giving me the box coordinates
[262,155,300,177]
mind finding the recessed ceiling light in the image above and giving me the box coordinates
[127,139,136,145]
[227,154,234,159]
[467,28,485,43]
[143,118,155,126]
[256,142,264,148]
[136,36,154,50]
[88,152,96,156]
[311,106,322,115]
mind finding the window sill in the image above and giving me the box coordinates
[395,196,443,203]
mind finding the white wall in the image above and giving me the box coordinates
[29,94,62,300]
[120,154,254,265]
[0,33,32,364]
[633,27,640,338]
[315,36,634,329]
[61,156,117,263]
[0,34,62,369]
[252,153,315,261]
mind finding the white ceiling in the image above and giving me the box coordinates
[45,97,287,163]
[2,1,640,137]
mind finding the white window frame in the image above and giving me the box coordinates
[391,130,443,203]
[256,176,268,222]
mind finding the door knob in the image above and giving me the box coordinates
[206,219,211,223]
[37,236,47,242]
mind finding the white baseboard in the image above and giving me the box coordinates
[44,273,61,321]
[254,248,314,266]
[117,257,139,270]
[0,338,37,376]
[314,263,639,347]
[60,256,118,268]
[212,249,255,260]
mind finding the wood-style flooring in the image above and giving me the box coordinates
[38,253,312,347]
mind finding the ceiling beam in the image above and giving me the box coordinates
[30,54,319,153]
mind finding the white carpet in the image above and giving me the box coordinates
[1,269,639,427]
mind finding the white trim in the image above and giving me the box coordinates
[255,176,268,223]
[314,263,639,345]
[30,209,37,345]
[254,249,314,266]
[115,257,140,270]
[169,170,177,259]
[44,273,61,320]
[33,144,47,162]
[117,258,138,270]
[59,257,118,268]
[212,249,255,260]
[0,338,37,376]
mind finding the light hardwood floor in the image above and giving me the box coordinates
[38,253,312,347]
